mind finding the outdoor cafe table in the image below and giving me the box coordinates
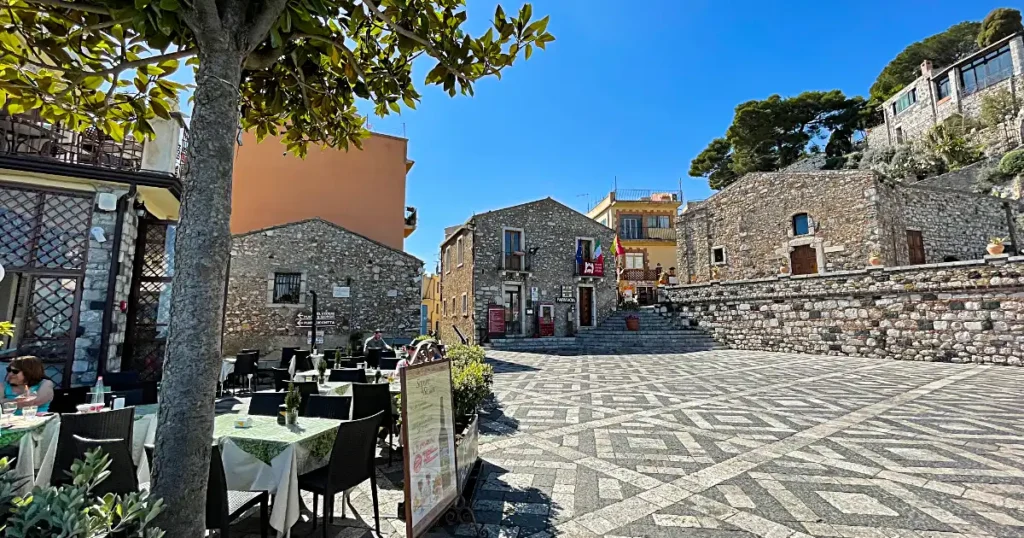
[0,404,160,494]
[213,413,342,534]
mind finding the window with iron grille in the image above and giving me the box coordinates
[273,273,302,304]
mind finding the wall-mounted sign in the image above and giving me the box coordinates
[578,260,604,277]
[333,286,350,298]
[530,287,539,302]
[306,330,325,345]
[487,305,505,336]
[296,312,336,327]
[560,286,573,299]
[555,297,576,304]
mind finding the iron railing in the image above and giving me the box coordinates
[613,189,679,202]
[621,268,661,281]
[499,252,532,272]
[619,227,676,241]
[0,112,187,177]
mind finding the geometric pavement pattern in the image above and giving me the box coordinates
[456,350,1024,538]
[234,349,1024,538]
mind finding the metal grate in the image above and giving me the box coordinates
[125,221,174,382]
[141,223,175,278]
[18,276,81,387]
[273,273,302,304]
[0,184,92,271]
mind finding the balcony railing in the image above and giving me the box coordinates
[613,189,679,202]
[619,227,677,241]
[621,268,661,281]
[0,111,187,177]
[500,252,532,272]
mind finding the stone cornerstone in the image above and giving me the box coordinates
[663,257,1024,365]
[224,218,423,358]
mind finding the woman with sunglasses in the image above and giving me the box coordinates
[3,356,54,414]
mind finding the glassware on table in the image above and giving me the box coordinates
[22,405,37,419]
[2,402,17,420]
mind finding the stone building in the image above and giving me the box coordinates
[867,33,1024,152]
[677,170,1020,283]
[439,198,616,344]
[223,218,423,358]
[0,112,184,387]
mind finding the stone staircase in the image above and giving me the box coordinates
[488,306,722,354]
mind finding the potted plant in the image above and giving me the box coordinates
[710,266,721,281]
[284,382,301,425]
[779,262,790,275]
[988,236,1007,255]
[447,344,492,491]
[869,251,883,266]
[621,298,640,331]
[316,358,328,384]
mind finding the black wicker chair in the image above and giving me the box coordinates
[351,383,395,463]
[247,393,287,417]
[279,347,298,369]
[298,412,384,537]
[207,444,269,537]
[327,368,367,383]
[303,395,352,420]
[52,408,135,487]
[73,435,139,496]
[50,386,89,414]
[378,357,400,371]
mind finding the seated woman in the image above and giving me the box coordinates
[2,356,54,414]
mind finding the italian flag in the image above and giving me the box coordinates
[594,239,604,265]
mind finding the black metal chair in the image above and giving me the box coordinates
[293,349,313,373]
[279,347,298,369]
[72,435,139,496]
[298,412,384,537]
[378,357,400,371]
[207,444,269,537]
[247,393,287,417]
[139,381,160,404]
[104,389,144,407]
[271,367,290,392]
[104,371,141,391]
[52,408,135,487]
[303,395,352,420]
[293,381,319,415]
[50,386,89,414]
[328,368,367,383]
[351,382,395,463]
[229,352,258,394]
[321,349,339,364]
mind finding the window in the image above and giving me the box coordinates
[443,299,447,317]
[576,238,594,261]
[624,252,644,269]
[961,45,1013,94]
[461,293,468,315]
[646,215,670,228]
[712,247,726,265]
[503,229,524,270]
[895,126,905,144]
[620,216,642,240]
[456,237,464,266]
[936,76,951,100]
[597,216,608,227]
[272,273,302,304]
[444,247,451,273]
[892,88,916,115]
[792,213,810,236]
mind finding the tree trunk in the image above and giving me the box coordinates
[151,46,243,536]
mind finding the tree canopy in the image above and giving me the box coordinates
[689,90,866,190]
[978,8,1023,47]
[0,1,554,536]
[868,21,980,113]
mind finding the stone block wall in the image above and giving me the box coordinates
[439,228,474,345]
[224,219,423,359]
[663,258,1024,365]
[677,171,878,283]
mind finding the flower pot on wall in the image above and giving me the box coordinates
[625,316,640,331]
[869,256,882,266]
[987,243,1005,255]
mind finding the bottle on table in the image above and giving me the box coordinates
[92,376,105,405]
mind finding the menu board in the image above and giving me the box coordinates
[401,360,458,537]
[487,305,505,336]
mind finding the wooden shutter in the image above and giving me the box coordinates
[907,230,925,265]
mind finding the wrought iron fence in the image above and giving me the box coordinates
[621,268,661,281]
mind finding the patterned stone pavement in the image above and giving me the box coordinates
[457,350,1024,538]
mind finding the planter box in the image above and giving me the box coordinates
[455,413,479,494]
[625,317,640,331]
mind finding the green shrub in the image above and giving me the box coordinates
[999,149,1024,176]
[446,344,486,365]
[451,358,493,419]
[0,450,164,537]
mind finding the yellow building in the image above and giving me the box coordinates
[587,189,682,304]
[421,273,442,336]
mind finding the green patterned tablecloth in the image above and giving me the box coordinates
[0,416,54,450]
[212,414,340,465]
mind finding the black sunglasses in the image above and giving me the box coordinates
[6,367,20,375]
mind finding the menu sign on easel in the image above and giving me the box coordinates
[400,359,458,537]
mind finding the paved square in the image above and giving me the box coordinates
[469,350,1024,538]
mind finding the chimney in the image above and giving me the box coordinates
[920,60,933,78]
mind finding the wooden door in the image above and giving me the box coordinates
[907,230,925,265]
[790,245,818,275]
[579,287,594,327]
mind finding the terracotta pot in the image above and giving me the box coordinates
[869,256,882,266]
[625,317,640,331]
[987,244,1005,256]
[779,266,789,275]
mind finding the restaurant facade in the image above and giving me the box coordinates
[439,198,616,344]
[0,111,186,387]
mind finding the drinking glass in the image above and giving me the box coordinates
[22,406,37,419]
[2,402,16,421]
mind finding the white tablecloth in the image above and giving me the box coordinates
[220,357,236,382]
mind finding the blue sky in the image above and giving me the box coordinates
[177,1,1009,265]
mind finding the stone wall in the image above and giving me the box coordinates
[663,258,1024,365]
[441,198,616,343]
[439,228,474,345]
[896,184,1017,263]
[224,218,423,359]
[677,171,878,283]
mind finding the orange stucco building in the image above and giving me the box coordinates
[231,131,416,250]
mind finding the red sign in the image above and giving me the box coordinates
[579,260,604,277]
[487,305,505,336]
